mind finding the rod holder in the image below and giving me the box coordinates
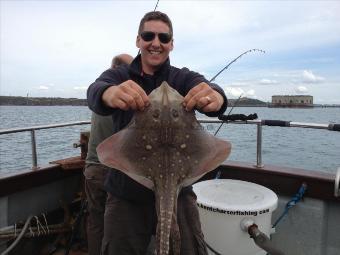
[335,167,340,197]
[256,123,264,168]
[30,130,38,170]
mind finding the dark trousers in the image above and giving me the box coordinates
[101,190,207,255]
[84,164,109,255]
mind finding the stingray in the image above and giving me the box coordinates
[97,81,231,255]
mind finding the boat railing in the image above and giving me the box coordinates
[0,119,339,170]
[335,167,340,197]
[199,119,340,168]
[0,121,91,169]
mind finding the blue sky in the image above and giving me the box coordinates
[1,0,340,104]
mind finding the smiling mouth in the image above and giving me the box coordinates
[149,50,161,55]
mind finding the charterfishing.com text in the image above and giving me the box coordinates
[197,203,270,216]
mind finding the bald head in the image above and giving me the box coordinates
[111,54,133,69]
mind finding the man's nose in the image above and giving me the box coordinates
[151,35,161,47]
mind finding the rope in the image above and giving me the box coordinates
[34,216,40,236]
[1,215,33,255]
[34,216,48,235]
[29,223,34,237]
[42,213,50,234]
[272,183,307,228]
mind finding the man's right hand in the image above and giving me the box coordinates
[102,80,149,111]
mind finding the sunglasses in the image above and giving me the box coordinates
[140,31,172,44]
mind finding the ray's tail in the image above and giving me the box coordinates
[155,188,179,255]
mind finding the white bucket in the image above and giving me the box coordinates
[193,179,278,255]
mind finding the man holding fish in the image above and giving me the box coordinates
[87,11,229,255]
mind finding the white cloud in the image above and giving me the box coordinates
[225,87,257,98]
[246,89,255,97]
[225,87,244,98]
[228,81,250,87]
[73,86,88,91]
[302,70,325,83]
[38,85,49,90]
[295,86,309,94]
[259,78,278,85]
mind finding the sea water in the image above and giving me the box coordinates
[0,106,339,176]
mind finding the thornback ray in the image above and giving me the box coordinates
[97,81,231,255]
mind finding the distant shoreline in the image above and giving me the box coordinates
[0,96,87,106]
[0,95,267,107]
[1,96,339,108]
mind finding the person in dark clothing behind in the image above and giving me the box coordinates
[84,54,133,255]
[87,11,228,255]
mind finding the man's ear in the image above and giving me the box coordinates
[170,39,174,51]
[136,35,141,48]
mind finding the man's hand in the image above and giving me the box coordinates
[183,82,224,112]
[102,80,149,111]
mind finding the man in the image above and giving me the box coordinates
[84,54,133,255]
[87,11,228,255]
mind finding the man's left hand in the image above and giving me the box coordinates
[183,82,224,112]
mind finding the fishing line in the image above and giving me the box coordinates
[153,0,160,11]
[210,49,265,82]
[209,49,265,137]
[210,49,265,188]
[213,93,243,136]
[137,0,160,55]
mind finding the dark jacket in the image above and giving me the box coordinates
[87,55,228,202]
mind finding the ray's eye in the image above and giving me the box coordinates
[172,109,179,118]
[152,109,160,119]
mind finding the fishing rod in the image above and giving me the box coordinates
[209,49,265,186]
[137,0,160,55]
[213,93,243,136]
[153,0,160,11]
[210,49,265,82]
[209,49,265,136]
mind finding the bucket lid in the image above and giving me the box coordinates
[193,179,278,213]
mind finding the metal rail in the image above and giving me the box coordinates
[0,119,338,169]
[335,167,340,197]
[199,118,339,167]
[0,121,91,169]
[0,121,91,135]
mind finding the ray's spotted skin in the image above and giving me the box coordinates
[97,82,231,255]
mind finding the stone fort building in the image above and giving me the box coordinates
[271,95,313,107]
